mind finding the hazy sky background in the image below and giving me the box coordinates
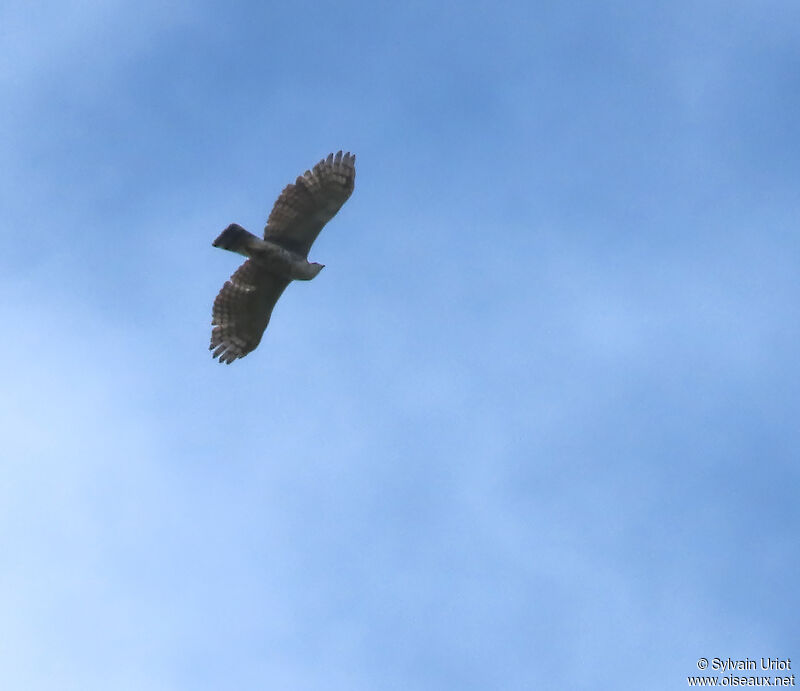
[2,1,798,689]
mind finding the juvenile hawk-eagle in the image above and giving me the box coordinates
[210,151,355,364]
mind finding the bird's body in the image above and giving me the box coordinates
[210,151,355,363]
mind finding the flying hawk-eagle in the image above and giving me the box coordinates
[210,151,356,364]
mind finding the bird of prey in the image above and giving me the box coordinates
[210,151,355,363]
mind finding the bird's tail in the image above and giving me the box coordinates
[212,224,264,258]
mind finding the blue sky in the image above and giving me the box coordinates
[2,1,799,689]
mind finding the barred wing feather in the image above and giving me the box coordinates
[264,151,355,257]
[210,259,290,364]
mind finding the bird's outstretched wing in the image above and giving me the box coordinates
[264,151,355,257]
[210,259,290,364]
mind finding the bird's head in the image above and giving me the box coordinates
[307,262,325,279]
